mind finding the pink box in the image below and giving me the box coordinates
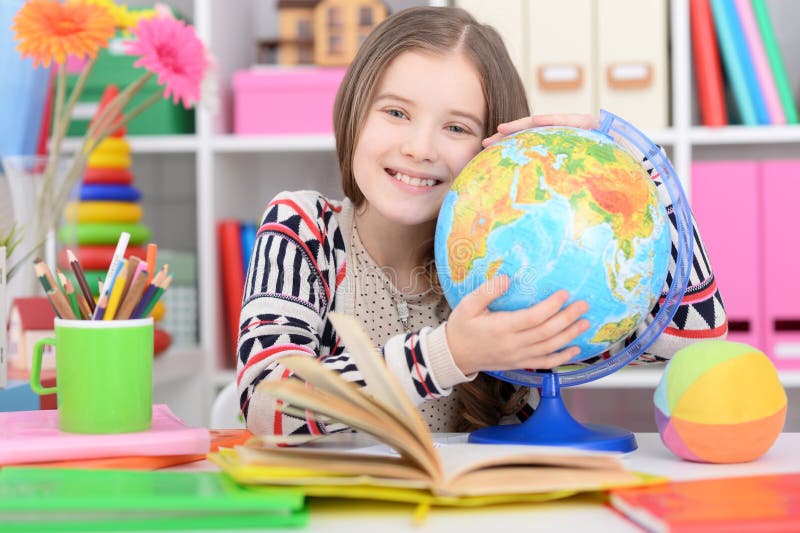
[691,161,763,349]
[762,160,800,369]
[233,67,346,135]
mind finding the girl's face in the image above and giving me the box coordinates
[352,50,486,227]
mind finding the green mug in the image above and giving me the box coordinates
[30,318,154,434]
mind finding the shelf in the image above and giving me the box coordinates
[690,125,800,145]
[60,135,198,153]
[153,347,204,386]
[576,366,800,389]
[212,134,335,153]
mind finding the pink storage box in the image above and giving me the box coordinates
[691,161,763,350]
[233,67,346,135]
[762,160,800,370]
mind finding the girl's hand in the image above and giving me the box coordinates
[445,275,590,376]
[482,113,600,147]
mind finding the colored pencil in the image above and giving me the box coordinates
[47,288,75,319]
[140,274,172,318]
[119,256,142,306]
[34,262,60,317]
[103,262,129,321]
[98,231,130,301]
[33,257,58,294]
[59,271,82,320]
[33,262,53,292]
[116,269,150,320]
[94,292,109,320]
[33,262,74,319]
[92,258,124,320]
[130,270,165,319]
[67,249,96,313]
[130,283,158,319]
[145,243,157,285]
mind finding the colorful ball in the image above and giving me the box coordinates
[654,340,786,463]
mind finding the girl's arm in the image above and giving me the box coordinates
[236,192,466,437]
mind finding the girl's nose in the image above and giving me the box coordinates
[400,128,438,163]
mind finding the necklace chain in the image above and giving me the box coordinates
[353,219,413,333]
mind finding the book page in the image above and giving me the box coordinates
[234,445,430,482]
[327,313,441,480]
[439,465,640,497]
[257,377,439,478]
[435,443,636,495]
[275,354,425,441]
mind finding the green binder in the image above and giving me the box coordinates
[0,468,307,531]
[752,0,798,124]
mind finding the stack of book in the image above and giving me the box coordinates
[692,0,798,126]
[0,405,307,530]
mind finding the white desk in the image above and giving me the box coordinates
[178,432,800,532]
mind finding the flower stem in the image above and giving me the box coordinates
[61,55,97,131]
[85,72,153,142]
[112,90,162,135]
[38,66,68,232]
[51,72,156,229]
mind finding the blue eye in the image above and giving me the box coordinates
[448,125,467,134]
[386,109,406,119]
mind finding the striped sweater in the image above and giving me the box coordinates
[237,161,728,437]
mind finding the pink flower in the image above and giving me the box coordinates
[126,15,207,109]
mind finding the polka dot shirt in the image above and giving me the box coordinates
[350,223,463,432]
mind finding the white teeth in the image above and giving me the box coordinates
[393,172,437,187]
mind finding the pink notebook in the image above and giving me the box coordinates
[0,404,211,465]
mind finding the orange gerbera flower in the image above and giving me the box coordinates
[12,0,116,68]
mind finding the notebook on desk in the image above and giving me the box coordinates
[0,404,211,465]
[609,472,800,532]
[0,467,307,531]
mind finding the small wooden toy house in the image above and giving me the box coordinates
[269,0,388,66]
[6,297,56,371]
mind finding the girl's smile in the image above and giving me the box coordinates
[385,167,445,190]
[352,50,486,231]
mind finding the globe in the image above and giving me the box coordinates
[434,126,672,362]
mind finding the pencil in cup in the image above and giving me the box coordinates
[103,261,130,321]
[131,273,172,319]
[90,231,130,320]
[66,249,96,313]
[92,259,125,320]
[115,268,150,320]
[58,270,85,320]
[34,260,76,320]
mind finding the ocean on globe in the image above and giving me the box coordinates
[434,127,672,362]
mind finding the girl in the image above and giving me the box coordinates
[236,7,727,437]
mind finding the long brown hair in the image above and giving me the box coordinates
[334,6,529,207]
[332,6,531,430]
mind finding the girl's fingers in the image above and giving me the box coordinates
[503,290,570,331]
[483,114,600,146]
[499,114,600,133]
[481,132,503,146]
[525,318,590,358]
[518,302,589,342]
[524,345,582,370]
[458,275,510,317]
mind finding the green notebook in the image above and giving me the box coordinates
[0,467,307,531]
[752,0,798,124]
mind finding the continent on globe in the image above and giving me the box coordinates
[434,126,672,362]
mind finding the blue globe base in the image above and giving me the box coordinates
[468,374,637,453]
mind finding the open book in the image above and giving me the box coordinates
[210,313,642,502]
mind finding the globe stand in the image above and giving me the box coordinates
[469,373,637,452]
[455,110,696,453]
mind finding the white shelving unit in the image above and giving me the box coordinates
[97,0,800,425]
